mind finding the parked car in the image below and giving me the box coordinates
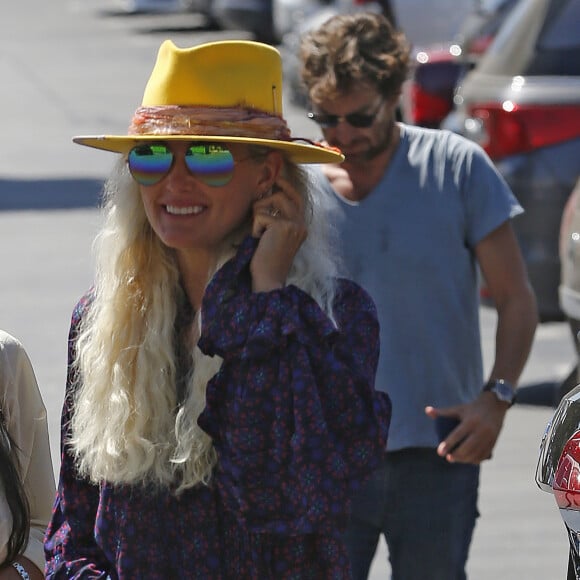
[557,178,580,400]
[401,45,463,129]
[536,383,580,578]
[212,0,278,44]
[401,0,521,128]
[444,0,580,322]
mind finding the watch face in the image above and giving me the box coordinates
[490,380,515,403]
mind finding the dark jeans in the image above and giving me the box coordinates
[345,448,480,580]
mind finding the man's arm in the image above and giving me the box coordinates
[477,220,538,387]
[427,220,538,464]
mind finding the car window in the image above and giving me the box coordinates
[527,0,580,74]
[476,0,520,35]
[480,0,518,14]
[538,0,580,49]
[477,0,580,76]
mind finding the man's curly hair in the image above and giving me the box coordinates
[300,12,411,104]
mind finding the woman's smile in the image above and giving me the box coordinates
[165,204,206,216]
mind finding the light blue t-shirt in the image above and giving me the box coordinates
[314,124,522,451]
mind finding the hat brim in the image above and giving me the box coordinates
[72,134,344,165]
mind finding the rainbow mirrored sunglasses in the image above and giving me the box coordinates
[127,142,252,187]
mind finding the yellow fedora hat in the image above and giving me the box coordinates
[73,40,343,165]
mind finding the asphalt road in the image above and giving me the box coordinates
[0,1,575,578]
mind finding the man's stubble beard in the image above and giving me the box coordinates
[358,117,397,163]
[332,117,396,166]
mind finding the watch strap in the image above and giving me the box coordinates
[484,378,516,406]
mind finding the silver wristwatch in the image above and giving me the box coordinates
[483,379,516,406]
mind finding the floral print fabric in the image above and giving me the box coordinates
[45,236,391,579]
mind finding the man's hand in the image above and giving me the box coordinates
[425,392,509,464]
[321,163,354,199]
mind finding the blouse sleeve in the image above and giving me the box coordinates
[0,330,55,572]
[44,298,112,579]
[198,259,391,534]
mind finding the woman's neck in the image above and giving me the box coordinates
[177,249,215,311]
[175,227,247,310]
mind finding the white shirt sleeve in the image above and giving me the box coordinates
[0,330,56,572]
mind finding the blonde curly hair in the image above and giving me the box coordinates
[70,155,342,493]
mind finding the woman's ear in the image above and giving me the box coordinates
[257,151,284,192]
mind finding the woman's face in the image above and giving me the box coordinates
[137,141,281,254]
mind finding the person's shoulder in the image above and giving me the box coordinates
[69,288,96,333]
[0,329,22,349]
[335,277,377,315]
[0,330,37,401]
[73,288,95,316]
[0,330,27,364]
[419,126,495,176]
[402,123,482,152]
[440,128,486,154]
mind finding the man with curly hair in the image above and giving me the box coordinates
[300,11,538,579]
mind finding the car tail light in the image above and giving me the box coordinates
[465,103,580,161]
[410,83,454,127]
[408,59,461,128]
[465,34,494,56]
[553,430,580,510]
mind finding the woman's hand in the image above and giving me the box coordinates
[250,176,307,292]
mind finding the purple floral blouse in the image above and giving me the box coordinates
[45,236,391,579]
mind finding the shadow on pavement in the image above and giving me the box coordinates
[96,9,218,35]
[0,178,103,211]
[515,382,560,408]
[516,366,580,409]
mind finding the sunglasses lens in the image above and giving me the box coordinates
[308,111,376,128]
[128,144,173,186]
[128,143,238,187]
[346,114,375,128]
[185,144,235,187]
[308,112,338,128]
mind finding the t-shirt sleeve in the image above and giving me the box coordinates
[455,135,523,247]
